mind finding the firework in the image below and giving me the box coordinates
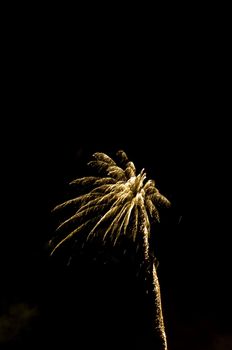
[50,150,170,349]
[50,150,170,255]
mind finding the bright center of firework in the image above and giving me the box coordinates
[127,169,146,195]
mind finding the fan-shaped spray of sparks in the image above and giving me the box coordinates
[51,150,170,254]
[50,150,170,350]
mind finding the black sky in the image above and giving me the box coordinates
[1,13,231,349]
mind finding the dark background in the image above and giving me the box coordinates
[1,9,231,349]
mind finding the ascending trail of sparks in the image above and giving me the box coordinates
[50,150,170,349]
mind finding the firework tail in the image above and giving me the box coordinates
[141,216,168,350]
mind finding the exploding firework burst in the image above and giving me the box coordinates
[50,149,170,349]
[50,150,170,255]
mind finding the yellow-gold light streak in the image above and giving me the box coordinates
[50,150,170,349]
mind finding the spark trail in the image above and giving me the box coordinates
[50,150,170,349]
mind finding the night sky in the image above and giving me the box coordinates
[1,14,231,349]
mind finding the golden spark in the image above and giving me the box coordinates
[50,150,170,350]
[50,150,170,255]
